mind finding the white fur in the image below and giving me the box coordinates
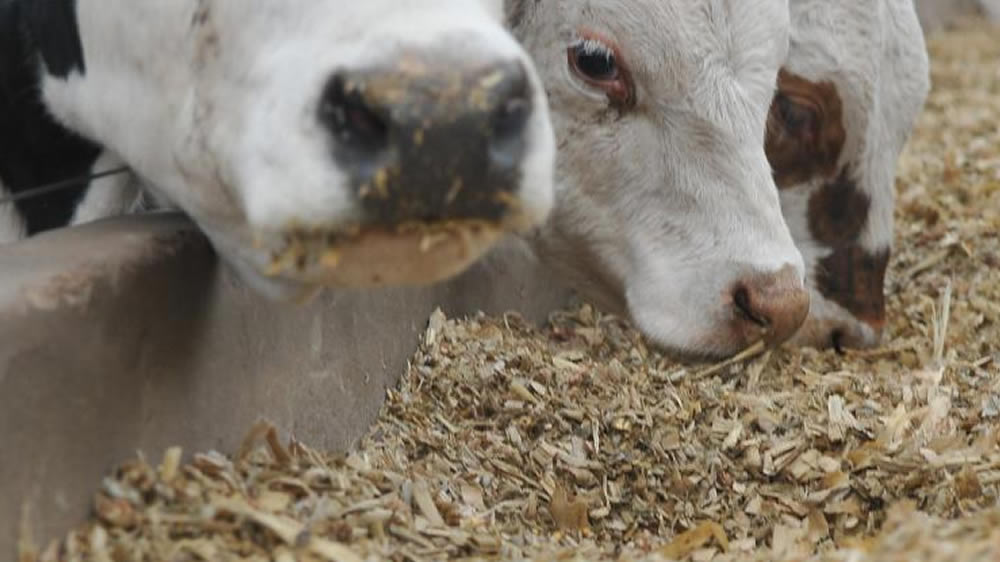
[69,151,144,226]
[33,0,556,297]
[778,0,930,347]
[512,0,806,358]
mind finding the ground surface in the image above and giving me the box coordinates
[21,19,1000,562]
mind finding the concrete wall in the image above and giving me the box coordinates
[0,213,572,554]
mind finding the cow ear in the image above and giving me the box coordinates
[505,0,535,30]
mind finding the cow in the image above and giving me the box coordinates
[507,0,810,360]
[0,0,557,298]
[766,0,931,350]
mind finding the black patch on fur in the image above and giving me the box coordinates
[1,0,102,234]
[19,0,87,78]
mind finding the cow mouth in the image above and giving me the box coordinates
[258,219,503,288]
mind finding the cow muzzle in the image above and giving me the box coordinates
[728,264,811,348]
[318,57,534,225]
[256,56,547,289]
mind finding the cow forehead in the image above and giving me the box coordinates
[785,1,884,104]
[779,3,887,174]
[61,0,511,71]
[783,0,928,172]
[568,0,788,71]
[559,0,788,131]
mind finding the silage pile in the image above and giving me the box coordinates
[20,18,1000,562]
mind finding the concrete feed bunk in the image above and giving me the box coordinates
[0,215,571,555]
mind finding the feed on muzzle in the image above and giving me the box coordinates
[261,219,503,289]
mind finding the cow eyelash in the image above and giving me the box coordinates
[568,38,619,81]
[570,38,614,61]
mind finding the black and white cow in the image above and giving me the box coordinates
[0,0,557,298]
[0,0,138,240]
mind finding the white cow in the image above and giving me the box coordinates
[767,0,931,349]
[508,0,810,359]
[0,0,557,298]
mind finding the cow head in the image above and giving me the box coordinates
[22,0,556,298]
[766,0,931,350]
[509,0,809,360]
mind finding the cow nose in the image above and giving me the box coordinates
[320,75,391,154]
[730,265,810,347]
[318,59,533,225]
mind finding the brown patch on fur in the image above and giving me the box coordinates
[816,247,890,330]
[808,167,889,330]
[807,168,871,247]
[765,69,846,189]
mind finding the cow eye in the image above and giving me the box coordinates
[567,37,634,108]
[569,39,619,81]
[776,94,817,135]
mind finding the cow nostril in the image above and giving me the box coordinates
[831,330,847,354]
[732,285,770,328]
[492,96,531,143]
[730,265,810,348]
[319,74,389,153]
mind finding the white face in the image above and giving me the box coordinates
[511,0,809,359]
[37,0,556,298]
[767,0,930,350]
